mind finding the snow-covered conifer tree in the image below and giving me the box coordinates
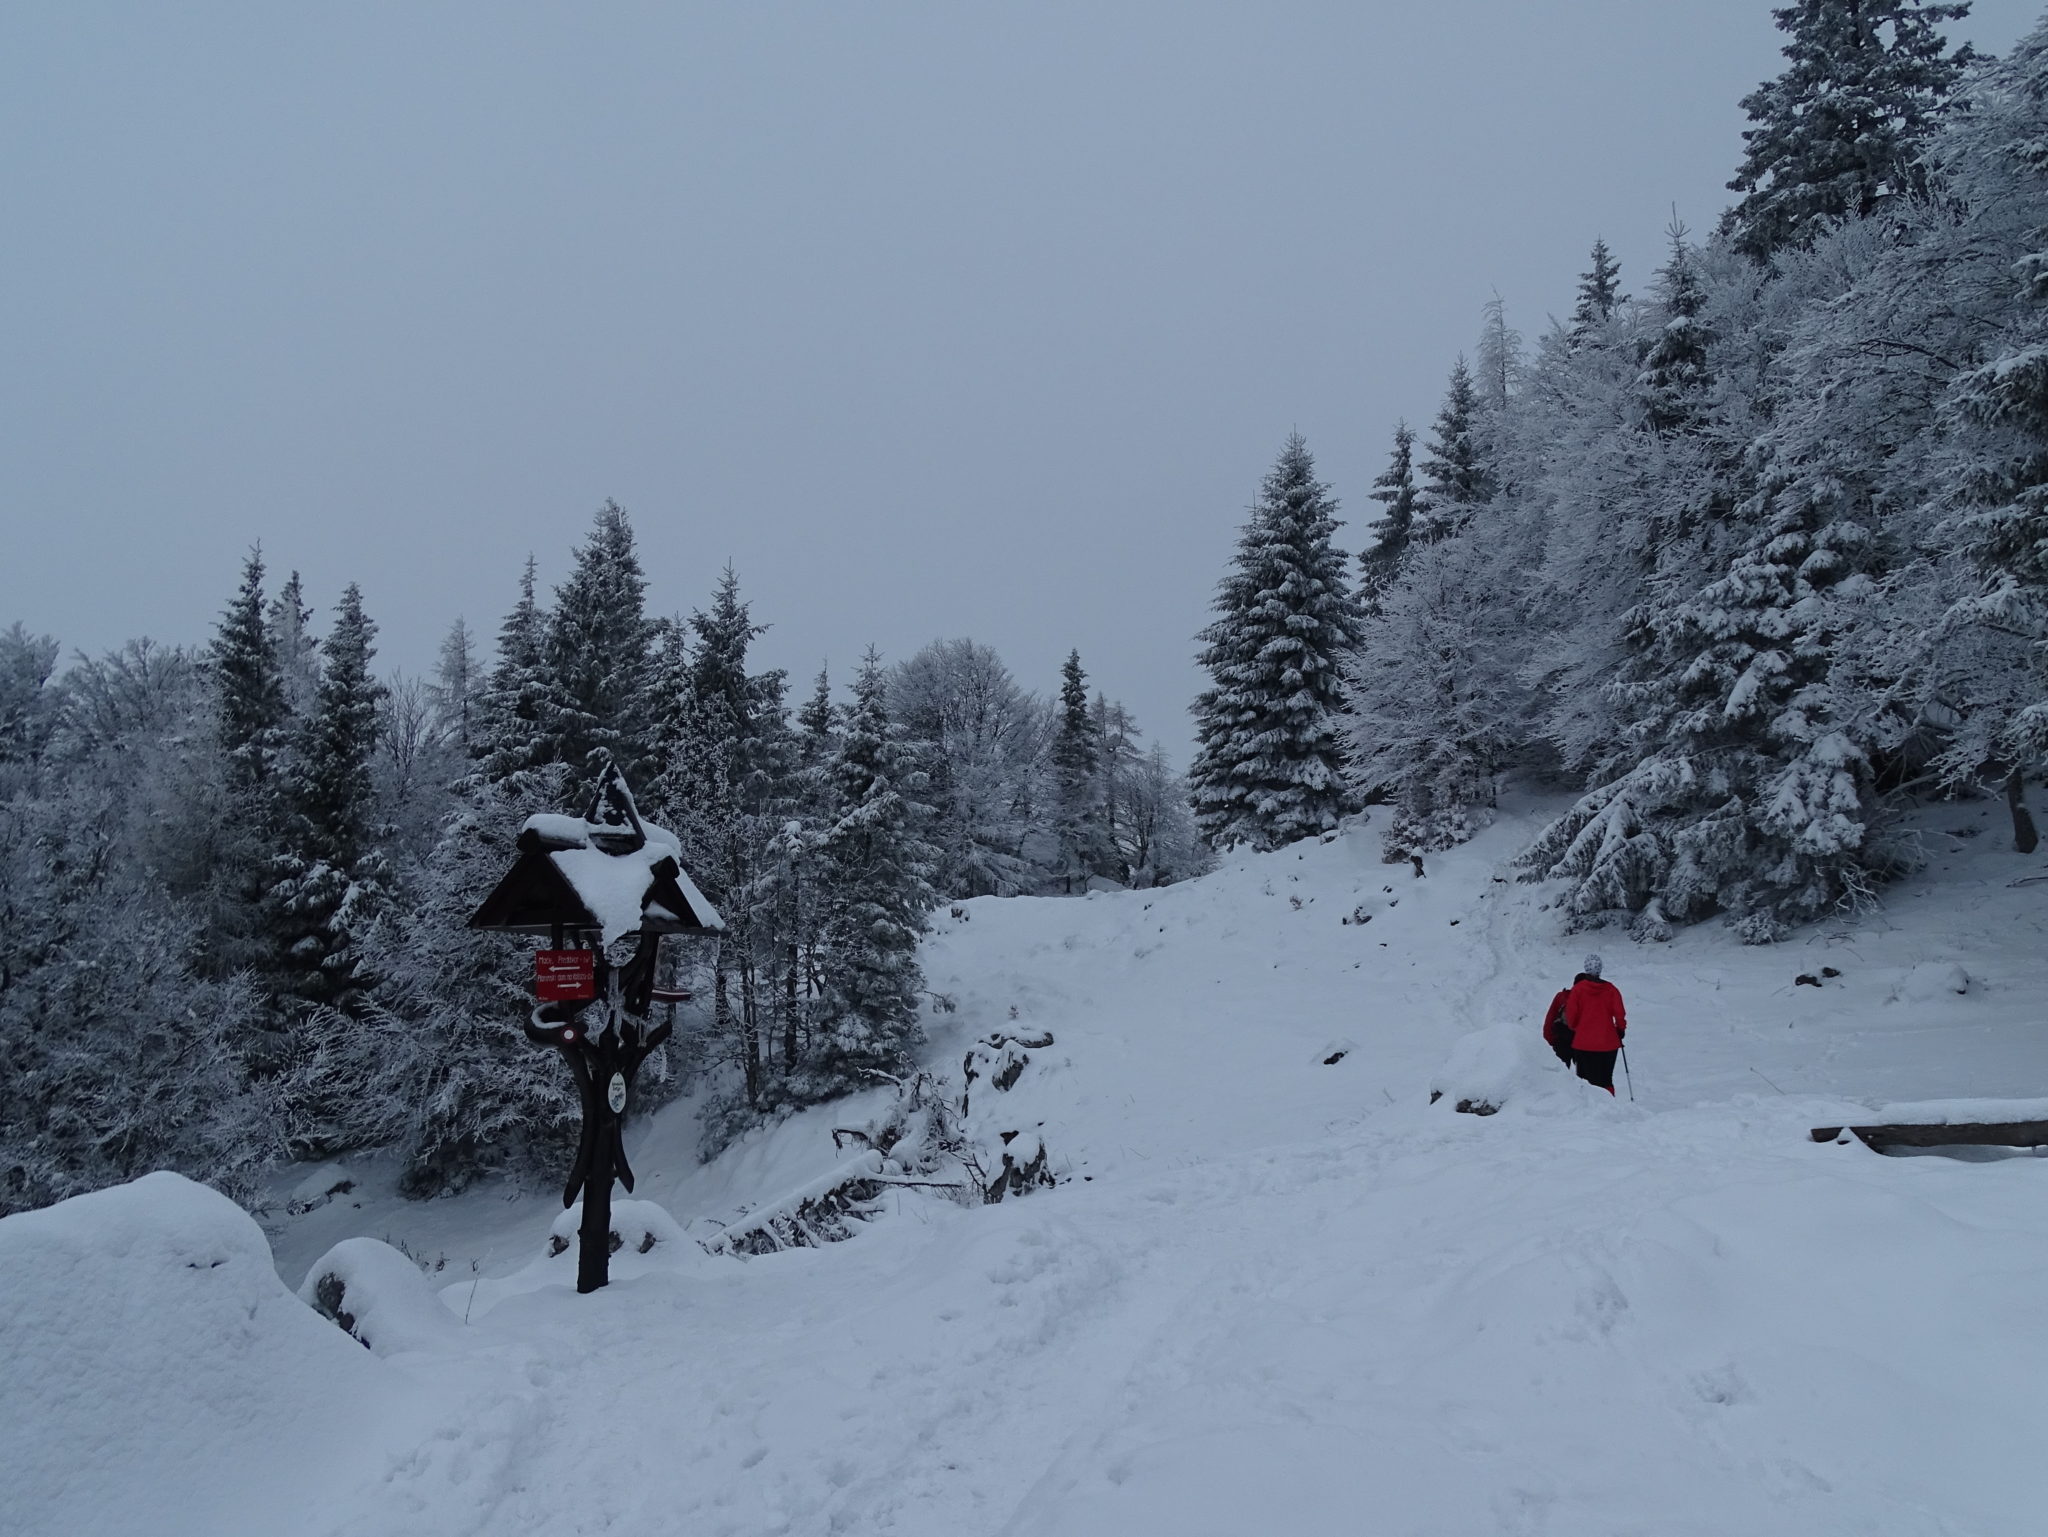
[1568,239,1628,344]
[543,500,654,787]
[1051,650,1105,890]
[650,567,796,1108]
[266,583,390,1016]
[1636,222,1713,435]
[1358,423,1419,609]
[799,651,936,1096]
[473,557,559,791]
[267,570,321,718]
[798,665,838,770]
[1189,434,1363,851]
[1928,24,2048,783]
[1417,360,1490,541]
[210,547,289,788]
[1723,0,1974,261]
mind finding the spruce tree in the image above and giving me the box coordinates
[1359,422,1420,608]
[1189,433,1363,851]
[266,583,390,1013]
[1569,239,1628,343]
[803,651,935,1095]
[473,557,558,791]
[200,548,296,993]
[798,665,838,770]
[267,570,320,717]
[1051,650,1105,890]
[1523,455,1883,941]
[1938,25,2048,781]
[689,565,780,802]
[1418,359,1490,541]
[1636,222,1713,435]
[543,500,654,788]
[650,568,792,1108]
[1724,0,1974,262]
[210,547,288,787]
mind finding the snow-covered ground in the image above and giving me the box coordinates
[7,792,2048,1536]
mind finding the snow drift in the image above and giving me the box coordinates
[0,1173,431,1537]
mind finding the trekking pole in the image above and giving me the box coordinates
[1619,1043,1635,1102]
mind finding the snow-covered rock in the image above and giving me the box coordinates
[1427,1018,1577,1113]
[299,1236,466,1356]
[1892,960,1972,1002]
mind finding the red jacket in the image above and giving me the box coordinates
[1564,976,1627,1053]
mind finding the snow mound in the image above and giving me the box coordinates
[299,1236,466,1356]
[0,1172,419,1537]
[546,1196,687,1257]
[455,1197,724,1318]
[1428,1019,1582,1114]
[284,1159,359,1214]
[1892,960,1972,1002]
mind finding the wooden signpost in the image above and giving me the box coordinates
[469,757,724,1294]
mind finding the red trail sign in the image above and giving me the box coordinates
[535,949,596,1002]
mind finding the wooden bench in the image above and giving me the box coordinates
[1810,1120,2048,1152]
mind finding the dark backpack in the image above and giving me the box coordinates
[1541,990,1573,1062]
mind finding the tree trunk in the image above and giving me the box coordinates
[2008,767,2039,855]
[718,963,756,1106]
[783,943,800,1069]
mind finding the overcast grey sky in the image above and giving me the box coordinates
[4,2,2041,762]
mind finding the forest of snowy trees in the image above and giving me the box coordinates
[11,0,2048,1219]
[0,505,1201,1215]
[1192,0,2048,942]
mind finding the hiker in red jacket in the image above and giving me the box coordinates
[1562,953,1626,1094]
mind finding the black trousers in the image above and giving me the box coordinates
[1572,1049,1617,1092]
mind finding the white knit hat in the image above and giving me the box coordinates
[1582,952,1603,978]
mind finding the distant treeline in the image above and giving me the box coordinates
[0,504,1201,1214]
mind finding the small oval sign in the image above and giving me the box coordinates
[606,1073,627,1115]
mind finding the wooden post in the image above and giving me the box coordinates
[577,1032,616,1295]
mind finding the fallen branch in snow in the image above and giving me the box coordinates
[701,1150,890,1256]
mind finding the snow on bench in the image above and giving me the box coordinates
[1811,1099,2048,1151]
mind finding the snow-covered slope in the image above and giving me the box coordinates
[8,796,2048,1536]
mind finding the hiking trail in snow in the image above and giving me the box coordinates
[7,795,2048,1536]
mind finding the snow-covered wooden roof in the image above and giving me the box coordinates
[468,767,725,942]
